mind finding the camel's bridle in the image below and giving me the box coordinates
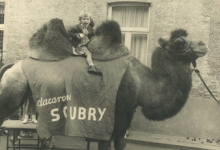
[163,36,197,67]
[164,36,220,104]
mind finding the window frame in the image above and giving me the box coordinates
[107,1,151,64]
[107,2,151,32]
[0,2,4,30]
[0,1,5,62]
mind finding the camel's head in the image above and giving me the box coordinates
[158,29,208,63]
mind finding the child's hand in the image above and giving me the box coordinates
[77,33,84,39]
[82,29,89,35]
[78,33,84,39]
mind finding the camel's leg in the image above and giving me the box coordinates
[98,140,111,150]
[0,62,28,125]
[113,109,135,150]
[114,133,126,150]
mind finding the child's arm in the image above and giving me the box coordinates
[68,27,80,39]
[88,27,95,39]
[68,26,84,47]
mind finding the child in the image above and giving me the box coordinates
[68,10,102,75]
[22,95,37,124]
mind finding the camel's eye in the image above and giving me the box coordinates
[198,41,205,46]
[173,39,184,45]
[173,40,185,49]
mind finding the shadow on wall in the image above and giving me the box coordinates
[130,97,220,140]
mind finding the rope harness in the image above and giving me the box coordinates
[165,36,220,104]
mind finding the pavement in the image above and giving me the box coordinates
[0,131,172,150]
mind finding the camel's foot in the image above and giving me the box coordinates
[98,140,111,150]
[114,135,126,150]
[41,137,51,148]
[124,130,129,138]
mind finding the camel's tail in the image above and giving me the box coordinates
[0,63,14,80]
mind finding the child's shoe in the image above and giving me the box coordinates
[27,131,33,138]
[88,65,102,75]
[32,115,38,124]
[22,115,28,124]
[18,131,28,138]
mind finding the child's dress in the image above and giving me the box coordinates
[75,28,91,55]
[68,24,94,55]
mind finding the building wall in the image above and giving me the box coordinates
[3,0,220,139]
[131,97,220,140]
[3,0,106,62]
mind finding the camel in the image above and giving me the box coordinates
[0,19,207,150]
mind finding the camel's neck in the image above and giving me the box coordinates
[137,48,192,121]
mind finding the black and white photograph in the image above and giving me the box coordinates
[0,0,220,150]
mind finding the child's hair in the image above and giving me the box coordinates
[79,10,92,21]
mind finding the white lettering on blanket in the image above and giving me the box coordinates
[37,94,71,107]
[51,107,106,122]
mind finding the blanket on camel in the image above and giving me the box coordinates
[21,18,130,140]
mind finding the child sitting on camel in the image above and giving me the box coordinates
[68,10,101,74]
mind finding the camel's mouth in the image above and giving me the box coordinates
[174,37,208,58]
[171,37,208,60]
[191,41,208,58]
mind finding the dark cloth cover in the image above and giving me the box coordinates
[21,55,130,140]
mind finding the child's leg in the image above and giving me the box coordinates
[84,48,102,75]
[22,100,29,124]
[30,98,37,124]
[84,50,94,66]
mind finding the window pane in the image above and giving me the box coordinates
[122,33,125,44]
[0,30,3,50]
[0,30,3,61]
[0,5,4,24]
[112,6,149,28]
[130,34,148,64]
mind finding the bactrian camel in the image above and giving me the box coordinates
[0,19,207,150]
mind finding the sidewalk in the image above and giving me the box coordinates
[4,130,206,150]
[0,132,172,150]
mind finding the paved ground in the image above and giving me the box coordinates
[0,131,173,150]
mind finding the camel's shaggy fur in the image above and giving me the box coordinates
[169,29,188,42]
[29,18,72,61]
[95,20,122,44]
[88,20,129,60]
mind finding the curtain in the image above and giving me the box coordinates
[112,5,149,64]
[121,34,125,44]
[112,6,149,28]
[0,5,4,14]
[131,34,148,63]
[0,5,4,24]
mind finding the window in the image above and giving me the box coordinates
[108,2,151,65]
[0,3,4,62]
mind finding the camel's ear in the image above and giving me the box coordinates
[158,36,169,48]
[170,29,188,42]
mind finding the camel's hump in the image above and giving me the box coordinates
[28,18,129,61]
